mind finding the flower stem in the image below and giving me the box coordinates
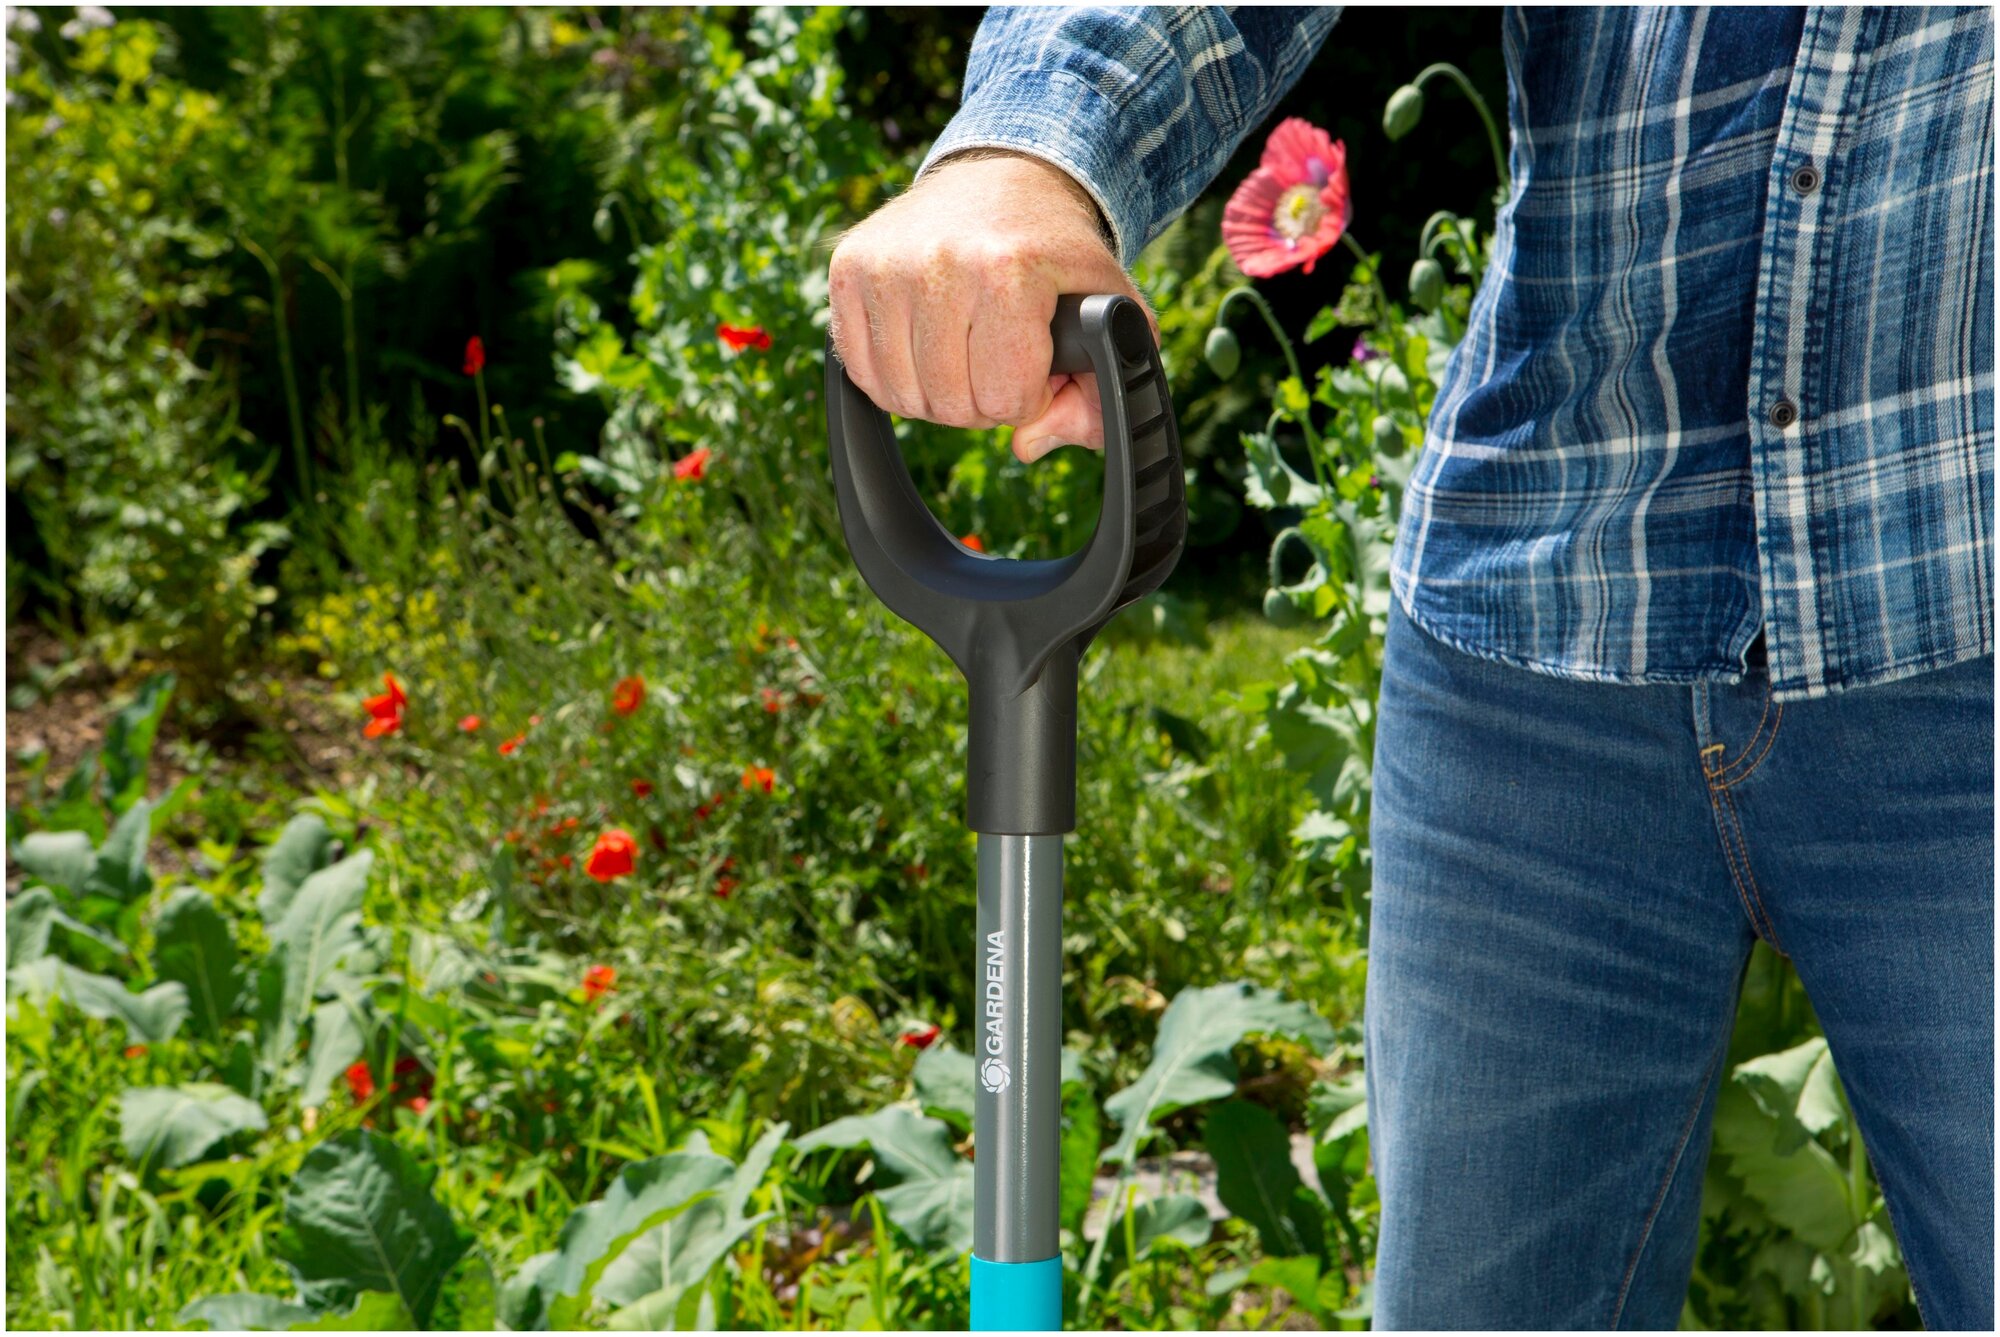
[1412,61,1509,191]
[474,369,492,458]
[1217,285,1331,494]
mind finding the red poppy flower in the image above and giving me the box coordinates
[345,1060,376,1103]
[741,765,775,794]
[631,778,654,798]
[499,733,526,756]
[714,875,738,899]
[362,673,407,739]
[898,1023,942,1050]
[760,687,784,714]
[673,447,713,482]
[585,829,637,882]
[464,336,486,376]
[717,323,773,352]
[612,675,645,716]
[1222,118,1352,278]
[582,963,616,1000]
[458,714,482,732]
[960,534,985,553]
[408,1096,431,1115]
[123,1044,148,1060]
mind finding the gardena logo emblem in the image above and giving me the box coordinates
[981,928,1009,1093]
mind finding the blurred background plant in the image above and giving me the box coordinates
[6,6,1912,1331]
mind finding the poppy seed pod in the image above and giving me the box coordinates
[1372,414,1406,457]
[1384,84,1425,140]
[1204,326,1242,380]
[1409,257,1446,312]
[1262,587,1309,627]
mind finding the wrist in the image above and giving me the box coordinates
[920,150,1117,252]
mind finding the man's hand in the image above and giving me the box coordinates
[828,152,1152,462]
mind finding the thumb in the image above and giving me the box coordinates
[1012,375,1105,462]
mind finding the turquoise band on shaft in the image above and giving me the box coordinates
[971,1255,1062,1331]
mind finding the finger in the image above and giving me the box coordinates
[967,261,1058,427]
[1012,374,1105,462]
[912,278,991,429]
[827,252,885,407]
[862,276,925,420]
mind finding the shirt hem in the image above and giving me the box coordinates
[1393,575,1993,702]
[1390,577,1750,691]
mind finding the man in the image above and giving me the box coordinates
[828,7,1993,1329]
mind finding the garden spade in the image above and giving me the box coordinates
[826,295,1187,1331]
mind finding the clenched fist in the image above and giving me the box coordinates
[827,151,1154,462]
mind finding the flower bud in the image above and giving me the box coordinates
[1384,84,1425,140]
[1372,414,1405,457]
[1262,587,1308,627]
[1409,257,1445,312]
[1204,326,1241,380]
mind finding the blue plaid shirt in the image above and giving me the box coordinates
[926,6,1995,699]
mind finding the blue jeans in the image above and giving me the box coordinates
[1366,602,1993,1330]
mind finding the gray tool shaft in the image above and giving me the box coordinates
[972,833,1064,1262]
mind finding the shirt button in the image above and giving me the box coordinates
[1769,398,1799,429]
[1791,163,1822,195]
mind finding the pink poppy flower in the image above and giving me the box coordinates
[1222,118,1352,279]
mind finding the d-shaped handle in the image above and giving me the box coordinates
[826,294,1187,834]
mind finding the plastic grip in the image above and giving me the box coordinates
[971,1255,1063,1332]
[825,294,1187,835]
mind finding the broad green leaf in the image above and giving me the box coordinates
[7,888,57,967]
[1736,1036,1846,1148]
[1240,432,1324,512]
[912,1044,975,1128]
[594,1196,771,1324]
[1710,1080,1855,1253]
[722,1122,789,1221]
[496,1252,559,1332]
[794,1106,972,1253]
[280,1130,470,1326]
[153,888,240,1039]
[260,814,338,924]
[90,799,155,904]
[300,994,370,1108]
[6,957,188,1043]
[1205,1099,1325,1259]
[269,851,373,1032]
[9,886,128,964]
[179,1290,414,1331]
[119,1083,268,1169]
[1101,1192,1213,1272]
[527,1150,735,1328]
[13,830,95,894]
[1247,1255,1329,1325]
[1103,982,1334,1165]
[102,673,174,812]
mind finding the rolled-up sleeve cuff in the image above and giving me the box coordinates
[917,68,1148,267]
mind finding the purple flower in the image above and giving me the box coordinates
[1352,335,1379,364]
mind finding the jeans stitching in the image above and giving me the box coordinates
[1610,1015,1733,1328]
[1718,784,1785,952]
[1709,787,1766,939]
[1715,699,1784,788]
[1703,686,1771,778]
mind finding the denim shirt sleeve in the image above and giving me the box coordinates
[919,6,1344,266]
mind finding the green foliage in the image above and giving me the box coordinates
[6,16,1920,1334]
[1102,982,1334,1167]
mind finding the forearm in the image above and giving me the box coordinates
[921,6,1343,265]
